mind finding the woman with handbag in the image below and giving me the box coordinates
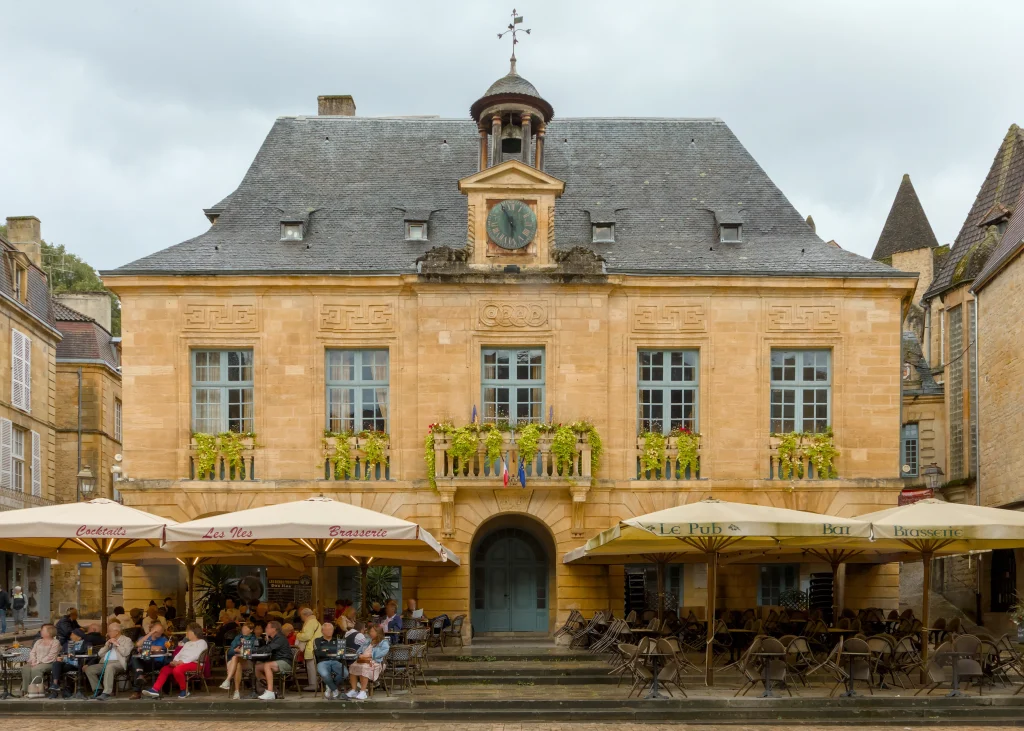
[20,624,59,696]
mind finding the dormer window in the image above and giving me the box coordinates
[406,222,428,241]
[281,222,304,241]
[592,224,615,243]
[719,224,742,243]
[12,263,26,302]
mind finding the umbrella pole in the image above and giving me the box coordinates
[920,550,933,682]
[360,559,369,618]
[831,560,841,626]
[656,560,665,624]
[186,559,197,621]
[99,553,109,633]
[313,550,326,621]
[705,551,717,686]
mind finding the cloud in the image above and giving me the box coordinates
[0,0,1021,269]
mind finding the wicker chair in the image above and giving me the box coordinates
[405,629,430,689]
[440,614,465,653]
[183,648,209,695]
[269,647,304,699]
[383,644,413,694]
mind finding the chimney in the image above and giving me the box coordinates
[317,95,356,116]
[54,292,112,333]
[5,216,42,268]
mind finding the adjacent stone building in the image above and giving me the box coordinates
[0,216,61,620]
[104,65,915,634]
[50,294,122,617]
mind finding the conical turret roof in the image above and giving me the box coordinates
[872,174,939,260]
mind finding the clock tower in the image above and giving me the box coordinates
[460,61,564,269]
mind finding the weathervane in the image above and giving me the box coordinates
[497,8,530,74]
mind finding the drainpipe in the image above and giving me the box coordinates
[76,368,82,500]
[974,293,983,626]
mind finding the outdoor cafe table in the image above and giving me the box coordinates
[641,646,674,700]
[943,650,978,698]
[0,648,27,699]
[751,649,786,698]
[840,649,871,697]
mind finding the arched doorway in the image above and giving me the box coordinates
[472,519,551,633]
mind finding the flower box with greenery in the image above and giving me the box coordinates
[190,431,258,481]
[636,427,702,480]
[322,430,390,481]
[426,419,602,491]
[768,428,839,480]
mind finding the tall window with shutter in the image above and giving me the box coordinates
[11,330,31,413]
[0,419,12,491]
[30,431,41,497]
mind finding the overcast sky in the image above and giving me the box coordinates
[1,0,1022,271]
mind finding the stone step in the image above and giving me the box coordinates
[3,696,1024,723]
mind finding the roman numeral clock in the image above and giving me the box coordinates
[486,199,538,250]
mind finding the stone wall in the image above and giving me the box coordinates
[108,271,914,631]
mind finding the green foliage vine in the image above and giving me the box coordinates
[771,429,839,479]
[361,431,389,479]
[192,431,256,479]
[638,431,666,475]
[672,427,701,478]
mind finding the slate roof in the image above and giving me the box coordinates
[872,174,939,260]
[973,183,1024,292]
[484,71,542,98]
[925,124,1024,299]
[109,116,910,280]
[0,234,56,331]
[902,331,942,397]
[52,298,119,370]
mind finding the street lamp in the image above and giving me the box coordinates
[77,466,95,500]
[922,463,944,492]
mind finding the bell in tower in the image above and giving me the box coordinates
[470,11,554,171]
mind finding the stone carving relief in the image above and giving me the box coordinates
[766,303,840,332]
[494,490,533,513]
[633,303,706,332]
[478,301,549,329]
[570,485,590,538]
[183,303,258,332]
[439,486,456,539]
[320,303,395,332]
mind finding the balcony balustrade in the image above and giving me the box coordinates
[432,431,591,486]
[189,435,257,481]
[323,435,391,482]
[767,433,839,480]
[634,434,702,481]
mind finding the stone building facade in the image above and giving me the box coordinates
[50,295,122,617]
[104,68,914,634]
[0,216,61,619]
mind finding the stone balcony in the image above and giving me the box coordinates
[633,434,703,482]
[188,435,258,481]
[0,485,55,511]
[432,431,591,488]
[322,434,391,482]
[767,433,839,480]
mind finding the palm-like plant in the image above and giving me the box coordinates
[365,565,398,607]
[195,564,235,621]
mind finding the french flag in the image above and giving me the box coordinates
[502,457,510,487]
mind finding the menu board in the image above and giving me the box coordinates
[267,574,313,606]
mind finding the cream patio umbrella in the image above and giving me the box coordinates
[164,496,459,619]
[854,498,1024,674]
[0,498,173,628]
[564,498,871,685]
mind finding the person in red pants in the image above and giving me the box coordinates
[142,623,208,699]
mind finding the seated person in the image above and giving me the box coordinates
[250,602,271,624]
[83,621,134,700]
[214,611,239,646]
[251,619,267,639]
[141,605,166,634]
[369,601,384,619]
[21,624,59,696]
[222,598,242,622]
[81,622,104,649]
[342,620,367,664]
[345,624,390,700]
[380,600,402,634]
[48,627,93,698]
[129,607,145,627]
[128,621,170,698]
[280,602,299,623]
[335,605,357,633]
[141,623,208,699]
[250,620,292,701]
[55,608,81,645]
[281,623,297,647]
[162,597,177,623]
[314,621,345,699]
[111,605,133,628]
[266,602,284,620]
[403,598,417,618]
[219,622,259,699]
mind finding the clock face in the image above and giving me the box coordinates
[486,200,538,250]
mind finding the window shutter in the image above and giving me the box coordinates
[10,332,23,410]
[0,418,12,490]
[30,430,41,497]
[21,334,30,413]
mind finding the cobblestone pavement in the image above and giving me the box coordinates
[8,720,1024,724]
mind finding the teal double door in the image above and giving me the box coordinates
[473,528,548,633]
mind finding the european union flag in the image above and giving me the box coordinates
[518,458,527,489]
